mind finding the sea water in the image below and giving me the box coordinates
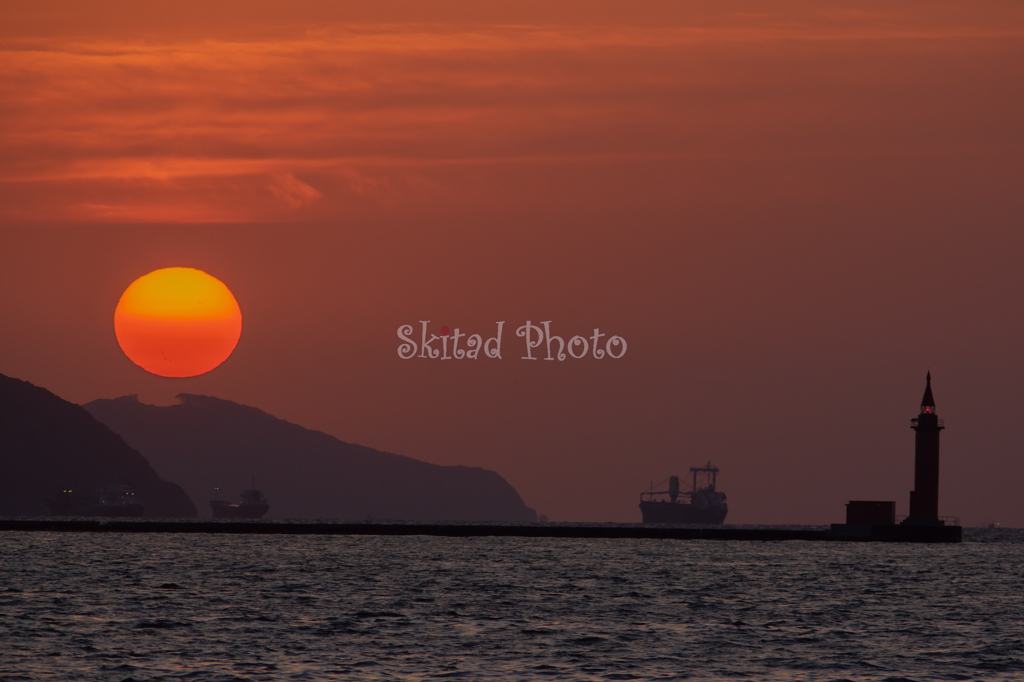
[1,527,1022,681]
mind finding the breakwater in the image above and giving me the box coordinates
[0,519,961,542]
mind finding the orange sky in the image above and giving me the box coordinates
[3,1,1024,525]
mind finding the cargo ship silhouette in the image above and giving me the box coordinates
[639,462,728,524]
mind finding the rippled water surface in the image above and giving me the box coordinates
[2,528,1023,681]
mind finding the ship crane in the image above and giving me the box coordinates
[646,476,685,503]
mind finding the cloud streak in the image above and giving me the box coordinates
[2,9,1023,222]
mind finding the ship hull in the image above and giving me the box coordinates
[639,501,727,525]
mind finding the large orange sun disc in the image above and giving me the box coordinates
[115,268,242,377]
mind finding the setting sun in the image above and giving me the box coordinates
[114,268,242,377]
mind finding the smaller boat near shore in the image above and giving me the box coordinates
[94,484,145,517]
[210,488,270,519]
[46,484,145,517]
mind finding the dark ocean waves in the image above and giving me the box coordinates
[1,531,1023,680]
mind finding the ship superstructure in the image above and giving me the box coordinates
[639,462,728,524]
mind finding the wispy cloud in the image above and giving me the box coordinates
[1,12,1021,222]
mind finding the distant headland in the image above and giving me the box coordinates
[83,393,537,523]
[0,373,536,523]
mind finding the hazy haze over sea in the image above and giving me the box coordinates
[2,528,1022,681]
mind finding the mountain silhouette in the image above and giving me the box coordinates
[84,394,538,522]
[0,374,196,517]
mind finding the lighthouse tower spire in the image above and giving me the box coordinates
[907,372,944,523]
[921,371,935,411]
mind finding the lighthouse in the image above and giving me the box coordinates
[907,372,944,523]
[832,372,960,540]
